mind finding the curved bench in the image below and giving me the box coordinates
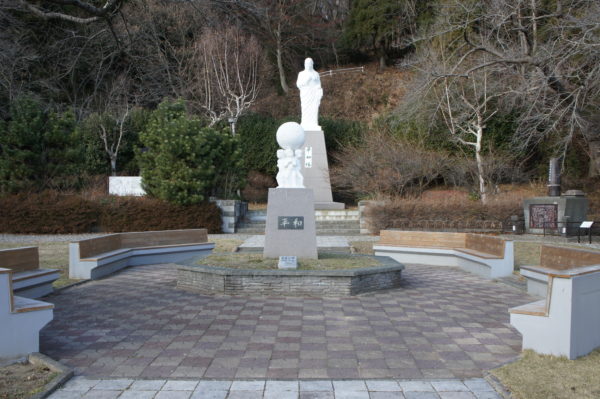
[373,230,514,279]
[69,229,215,280]
[510,263,600,359]
[0,247,60,299]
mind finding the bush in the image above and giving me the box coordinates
[0,97,83,194]
[98,196,222,233]
[138,99,243,204]
[331,130,449,198]
[236,113,283,175]
[0,192,222,234]
[0,191,99,234]
[364,194,523,234]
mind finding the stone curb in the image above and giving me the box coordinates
[28,352,74,399]
[484,372,513,399]
[177,254,403,277]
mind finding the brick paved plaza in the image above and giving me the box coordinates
[41,263,534,380]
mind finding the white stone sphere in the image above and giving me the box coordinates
[276,122,305,150]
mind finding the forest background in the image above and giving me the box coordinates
[1,0,599,232]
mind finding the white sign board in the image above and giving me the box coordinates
[580,221,594,228]
[278,256,298,270]
[108,176,146,196]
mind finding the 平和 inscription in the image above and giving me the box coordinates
[278,216,304,230]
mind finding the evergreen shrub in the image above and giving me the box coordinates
[0,97,83,193]
[138,100,243,204]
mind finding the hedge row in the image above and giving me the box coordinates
[364,193,522,234]
[0,192,222,234]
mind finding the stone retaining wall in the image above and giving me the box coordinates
[177,256,404,297]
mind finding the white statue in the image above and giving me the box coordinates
[275,122,305,188]
[296,58,322,131]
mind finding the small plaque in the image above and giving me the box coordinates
[580,221,594,228]
[530,204,558,229]
[278,216,304,230]
[304,146,313,168]
[278,256,297,269]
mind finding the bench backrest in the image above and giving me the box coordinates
[465,234,505,257]
[540,245,600,271]
[379,230,467,249]
[0,247,39,273]
[76,229,209,258]
[78,235,121,259]
[119,229,208,249]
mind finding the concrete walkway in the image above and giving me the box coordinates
[48,376,502,398]
[41,262,533,380]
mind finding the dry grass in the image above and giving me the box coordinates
[0,362,57,399]
[350,241,375,255]
[212,239,244,253]
[493,349,600,399]
[197,253,383,270]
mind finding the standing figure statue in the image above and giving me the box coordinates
[296,58,323,131]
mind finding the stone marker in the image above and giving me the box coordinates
[278,256,298,269]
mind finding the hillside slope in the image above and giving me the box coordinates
[253,63,411,122]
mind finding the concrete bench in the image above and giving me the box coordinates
[510,264,600,359]
[520,245,600,297]
[0,268,54,362]
[373,230,514,279]
[69,229,215,280]
[0,247,60,299]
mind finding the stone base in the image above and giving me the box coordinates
[237,236,351,254]
[315,201,345,210]
[176,255,405,296]
[264,188,318,259]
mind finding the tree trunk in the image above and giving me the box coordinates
[379,54,386,70]
[110,156,117,176]
[589,140,600,177]
[475,123,487,203]
[276,38,289,94]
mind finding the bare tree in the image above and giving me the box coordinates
[428,61,504,203]
[15,0,124,24]
[181,26,267,129]
[419,0,600,176]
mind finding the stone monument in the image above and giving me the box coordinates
[264,122,318,260]
[296,58,344,210]
[523,158,589,234]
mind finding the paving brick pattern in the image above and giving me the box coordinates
[41,263,533,379]
[48,377,502,399]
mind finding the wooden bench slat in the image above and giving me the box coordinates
[0,247,39,273]
[540,245,600,271]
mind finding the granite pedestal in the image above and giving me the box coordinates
[301,130,344,210]
[264,188,318,259]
